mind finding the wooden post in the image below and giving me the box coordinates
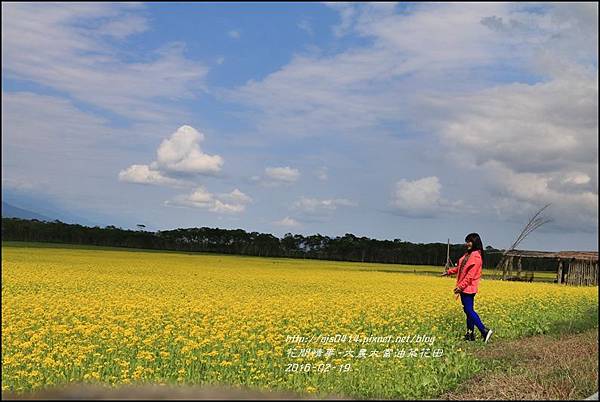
[568,259,574,285]
[517,257,522,278]
[557,259,563,284]
[587,261,591,285]
[445,238,450,271]
[503,256,511,280]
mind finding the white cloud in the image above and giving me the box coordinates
[154,125,224,175]
[2,3,208,123]
[226,2,517,136]
[227,3,597,233]
[292,197,357,213]
[228,30,241,39]
[117,164,186,187]
[2,91,108,148]
[186,186,215,206]
[166,186,252,214]
[218,188,253,204]
[274,216,301,228]
[391,177,463,218]
[419,70,597,230]
[119,125,223,187]
[264,166,300,183]
[482,161,597,232]
[1,90,174,213]
[428,77,597,173]
[210,199,245,214]
[96,14,149,39]
[561,173,591,186]
[325,2,358,38]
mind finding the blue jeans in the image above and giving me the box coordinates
[460,292,487,335]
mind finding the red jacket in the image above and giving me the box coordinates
[447,250,482,293]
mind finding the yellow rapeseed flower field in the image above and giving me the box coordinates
[2,243,598,399]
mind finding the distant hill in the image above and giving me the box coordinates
[1,193,103,227]
[2,202,53,221]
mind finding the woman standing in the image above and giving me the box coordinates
[441,233,493,343]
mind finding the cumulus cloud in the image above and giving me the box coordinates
[481,161,597,232]
[228,30,241,39]
[119,125,223,187]
[427,77,597,172]
[274,216,301,228]
[117,164,187,187]
[265,166,300,183]
[249,166,301,187]
[390,177,463,218]
[154,125,223,175]
[292,197,357,213]
[419,69,597,229]
[165,186,252,214]
[219,188,253,204]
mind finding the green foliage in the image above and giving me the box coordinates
[2,218,507,267]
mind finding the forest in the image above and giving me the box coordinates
[1,217,512,268]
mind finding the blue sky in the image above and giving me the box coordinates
[2,2,598,251]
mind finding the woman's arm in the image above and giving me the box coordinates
[443,255,462,275]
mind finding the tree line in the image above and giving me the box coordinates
[1,217,511,267]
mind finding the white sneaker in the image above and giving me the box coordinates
[484,329,493,343]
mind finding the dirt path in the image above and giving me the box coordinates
[438,327,599,400]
